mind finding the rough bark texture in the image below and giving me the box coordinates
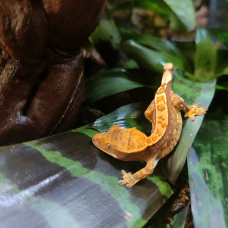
[0,0,107,146]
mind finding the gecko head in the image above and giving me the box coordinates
[92,132,115,155]
[161,63,175,84]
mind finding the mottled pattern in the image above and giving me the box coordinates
[92,126,148,154]
[144,100,154,122]
[92,63,208,187]
[147,92,168,146]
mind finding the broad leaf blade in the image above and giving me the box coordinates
[109,0,167,15]
[133,0,189,30]
[172,39,196,71]
[84,68,160,106]
[120,30,180,57]
[188,109,228,228]
[123,40,185,72]
[194,28,217,81]
[161,70,216,184]
[0,128,174,228]
[119,30,191,71]
[216,81,228,91]
[164,0,195,30]
[92,101,151,134]
[134,0,184,30]
[171,203,190,228]
[109,0,194,30]
[89,10,137,68]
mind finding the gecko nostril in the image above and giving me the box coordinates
[107,143,111,149]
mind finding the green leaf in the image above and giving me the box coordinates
[108,0,168,15]
[208,28,228,48]
[72,124,99,138]
[119,30,191,71]
[172,39,196,71]
[120,30,179,56]
[89,19,121,49]
[144,202,190,228]
[134,0,195,30]
[194,28,217,81]
[109,0,194,30]
[161,70,216,184]
[133,0,184,30]
[92,100,152,134]
[0,128,174,227]
[171,203,190,228]
[123,40,185,72]
[216,82,228,91]
[215,50,228,77]
[89,11,137,68]
[84,68,160,106]
[163,0,195,30]
[188,109,228,228]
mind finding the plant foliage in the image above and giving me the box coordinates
[1,1,228,228]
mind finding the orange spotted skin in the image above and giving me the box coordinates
[92,63,208,187]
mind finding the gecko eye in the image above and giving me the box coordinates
[106,143,113,150]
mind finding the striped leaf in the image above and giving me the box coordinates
[188,109,228,228]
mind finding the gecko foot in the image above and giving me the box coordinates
[118,170,136,188]
[184,103,208,121]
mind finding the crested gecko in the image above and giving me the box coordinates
[92,63,207,187]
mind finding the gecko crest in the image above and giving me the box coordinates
[147,92,168,145]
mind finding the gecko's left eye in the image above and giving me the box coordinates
[106,143,113,150]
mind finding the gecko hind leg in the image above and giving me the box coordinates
[119,159,158,188]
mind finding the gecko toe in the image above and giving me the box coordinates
[194,103,201,108]
[198,107,208,115]
[118,180,126,185]
[121,170,131,175]
[126,183,133,188]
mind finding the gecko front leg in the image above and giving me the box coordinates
[119,158,158,188]
[171,92,208,120]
